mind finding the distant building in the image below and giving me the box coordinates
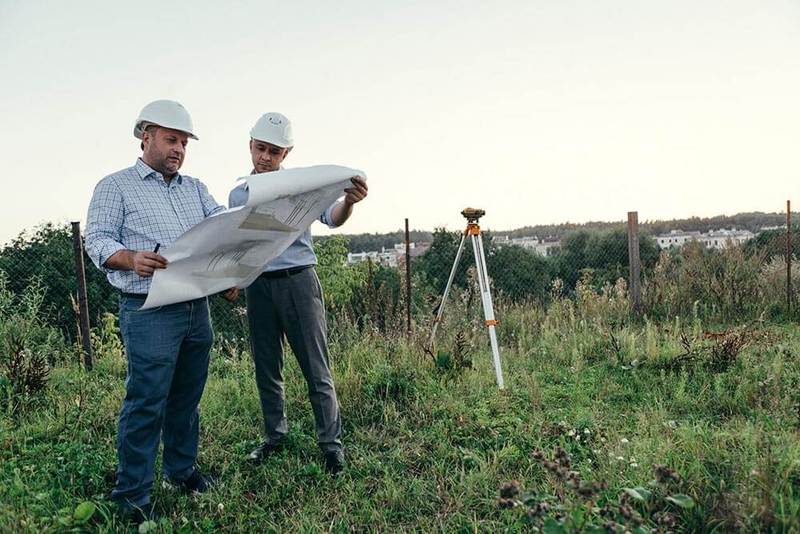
[347,250,397,267]
[347,242,432,268]
[655,228,754,250]
[759,225,787,232]
[497,235,561,256]
[656,230,702,249]
[699,229,755,249]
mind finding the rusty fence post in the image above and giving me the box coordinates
[788,200,792,315]
[627,211,642,317]
[71,221,93,370]
[405,218,412,340]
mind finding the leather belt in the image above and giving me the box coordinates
[119,292,147,299]
[258,265,312,280]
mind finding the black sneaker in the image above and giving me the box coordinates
[247,441,284,463]
[116,501,158,526]
[323,450,345,476]
[163,469,217,495]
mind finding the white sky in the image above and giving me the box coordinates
[1,0,799,244]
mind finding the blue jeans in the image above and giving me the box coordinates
[111,295,214,507]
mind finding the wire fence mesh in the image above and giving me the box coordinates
[0,207,798,360]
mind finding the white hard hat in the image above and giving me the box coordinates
[250,112,293,148]
[134,99,198,140]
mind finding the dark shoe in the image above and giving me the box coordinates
[116,501,158,526]
[323,450,345,476]
[163,469,218,495]
[247,441,284,463]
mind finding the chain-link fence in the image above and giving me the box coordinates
[0,206,798,366]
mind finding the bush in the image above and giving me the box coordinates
[644,243,769,321]
[0,275,64,416]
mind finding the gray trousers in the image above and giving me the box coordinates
[245,267,342,452]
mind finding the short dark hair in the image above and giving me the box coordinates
[140,124,159,151]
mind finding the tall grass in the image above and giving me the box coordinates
[2,256,800,531]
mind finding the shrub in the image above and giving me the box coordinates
[0,275,63,416]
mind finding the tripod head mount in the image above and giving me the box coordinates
[461,207,485,223]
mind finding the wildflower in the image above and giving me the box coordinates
[217,503,224,512]
[583,428,591,435]
[498,498,516,509]
[499,480,520,499]
[654,464,680,484]
[620,438,629,444]
[616,456,625,462]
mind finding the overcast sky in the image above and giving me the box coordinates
[1,0,798,244]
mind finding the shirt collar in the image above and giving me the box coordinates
[135,158,183,184]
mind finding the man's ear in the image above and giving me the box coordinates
[142,129,156,152]
[249,139,253,151]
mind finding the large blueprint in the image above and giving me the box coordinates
[142,165,363,309]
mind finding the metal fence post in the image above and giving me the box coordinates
[70,221,93,370]
[405,218,412,340]
[627,211,642,317]
[788,200,792,315]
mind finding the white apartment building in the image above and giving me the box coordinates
[656,230,702,249]
[656,228,754,250]
[347,250,398,267]
[496,235,561,256]
[699,229,755,249]
[346,243,422,268]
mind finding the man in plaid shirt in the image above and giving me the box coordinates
[85,100,237,524]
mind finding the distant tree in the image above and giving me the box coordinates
[415,228,471,294]
[486,244,551,302]
[0,223,118,337]
[552,228,659,290]
[326,230,433,254]
[743,228,800,260]
[315,235,366,314]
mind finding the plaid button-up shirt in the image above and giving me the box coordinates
[85,158,224,294]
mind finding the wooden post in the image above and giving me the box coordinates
[71,222,93,370]
[627,211,642,317]
[788,200,792,314]
[405,218,412,340]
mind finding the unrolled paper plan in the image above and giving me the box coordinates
[142,165,364,309]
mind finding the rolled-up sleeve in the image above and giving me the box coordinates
[228,183,249,209]
[197,180,224,216]
[85,178,126,272]
[319,201,340,229]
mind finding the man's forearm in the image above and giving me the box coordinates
[104,249,135,271]
[330,201,354,227]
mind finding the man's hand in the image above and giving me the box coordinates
[221,287,240,302]
[131,251,168,277]
[343,176,368,206]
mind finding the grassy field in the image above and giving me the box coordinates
[2,294,800,532]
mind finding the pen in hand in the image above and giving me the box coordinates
[154,243,161,254]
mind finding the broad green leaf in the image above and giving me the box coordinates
[623,487,645,501]
[666,494,695,509]
[633,486,652,500]
[139,520,158,533]
[542,517,567,534]
[73,501,96,522]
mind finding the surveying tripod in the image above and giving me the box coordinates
[429,208,505,389]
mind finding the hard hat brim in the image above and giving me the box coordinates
[250,135,293,148]
[134,121,199,141]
